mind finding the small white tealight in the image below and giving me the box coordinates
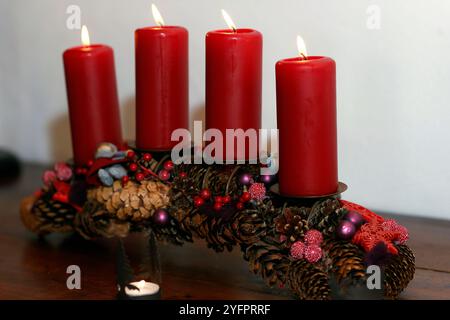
[124,280,161,299]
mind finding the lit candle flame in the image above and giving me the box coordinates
[221,9,237,32]
[296,35,308,60]
[81,25,90,46]
[137,280,146,289]
[152,4,165,27]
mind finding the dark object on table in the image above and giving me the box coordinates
[116,236,162,300]
[0,149,21,184]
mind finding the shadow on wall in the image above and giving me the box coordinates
[47,99,203,160]
[191,103,205,131]
[122,96,136,143]
[47,98,136,161]
[48,112,72,162]
[122,98,205,142]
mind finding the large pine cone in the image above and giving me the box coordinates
[288,259,330,300]
[308,199,346,236]
[20,195,76,234]
[323,239,367,285]
[384,244,415,298]
[87,180,170,222]
[244,238,290,287]
[174,204,238,252]
[274,207,309,246]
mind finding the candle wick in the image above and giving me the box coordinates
[300,53,308,61]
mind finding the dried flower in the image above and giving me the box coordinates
[54,162,72,181]
[42,170,56,186]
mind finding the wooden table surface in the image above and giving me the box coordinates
[1,164,450,300]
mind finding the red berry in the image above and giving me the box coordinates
[236,202,244,210]
[179,172,187,179]
[80,168,88,175]
[241,192,251,202]
[129,163,138,172]
[200,188,211,200]
[194,196,204,207]
[87,160,94,167]
[215,196,224,203]
[158,169,170,181]
[122,176,130,186]
[143,153,152,162]
[127,150,135,159]
[75,168,83,175]
[223,195,231,203]
[213,202,222,212]
[135,173,145,181]
[163,160,174,171]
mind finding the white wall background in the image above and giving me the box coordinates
[1,0,450,219]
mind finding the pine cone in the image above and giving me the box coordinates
[74,201,131,239]
[257,200,281,225]
[171,201,232,251]
[150,213,193,246]
[323,239,367,285]
[244,238,290,287]
[172,164,209,194]
[87,180,170,222]
[308,199,345,236]
[20,195,76,234]
[174,164,259,197]
[203,165,236,195]
[288,259,330,300]
[274,207,309,246]
[231,208,267,245]
[203,206,240,252]
[384,244,415,298]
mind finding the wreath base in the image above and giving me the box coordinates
[19,149,415,300]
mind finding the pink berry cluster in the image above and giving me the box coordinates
[290,229,323,263]
[43,162,73,186]
[248,182,266,201]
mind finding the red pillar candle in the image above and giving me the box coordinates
[276,37,338,196]
[63,26,123,166]
[205,11,262,161]
[135,5,189,151]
